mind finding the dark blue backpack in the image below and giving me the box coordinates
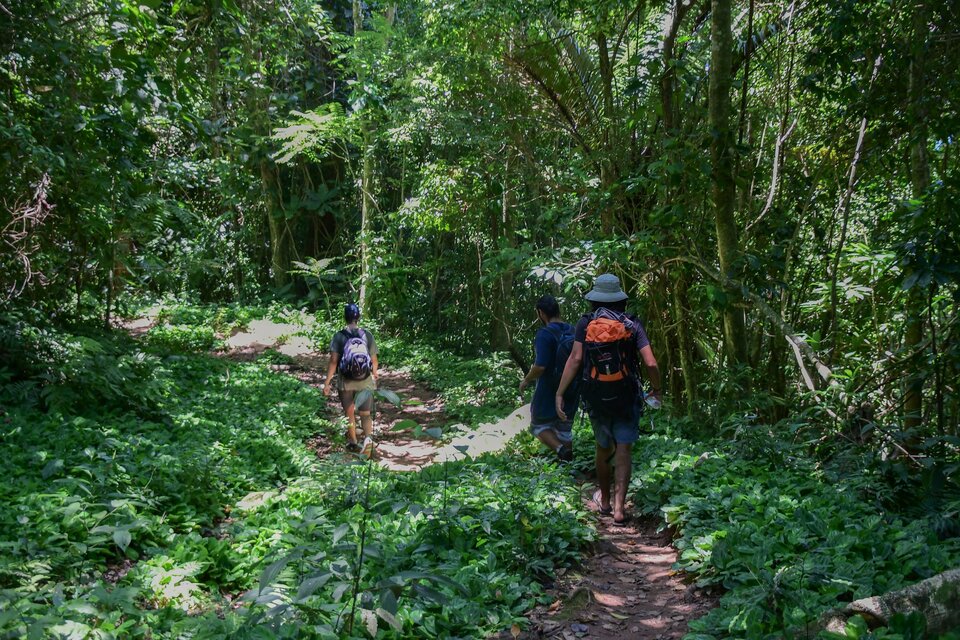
[547,324,577,388]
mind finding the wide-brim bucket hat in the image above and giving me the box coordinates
[584,273,628,302]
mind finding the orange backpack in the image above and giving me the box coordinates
[582,309,640,411]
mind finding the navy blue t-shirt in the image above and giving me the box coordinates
[532,321,580,422]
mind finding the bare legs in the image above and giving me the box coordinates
[357,410,373,438]
[536,429,563,451]
[595,442,632,520]
[343,393,373,447]
[345,402,358,445]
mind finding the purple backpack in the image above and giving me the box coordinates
[338,329,372,380]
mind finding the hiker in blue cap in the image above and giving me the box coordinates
[324,303,379,457]
[555,274,662,526]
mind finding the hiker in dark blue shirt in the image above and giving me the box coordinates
[519,295,579,462]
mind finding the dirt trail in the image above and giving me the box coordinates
[505,494,717,640]
[270,328,717,639]
[218,319,532,470]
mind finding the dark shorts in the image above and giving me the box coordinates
[587,399,642,449]
[529,417,573,443]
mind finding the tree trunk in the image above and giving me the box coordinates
[660,0,696,133]
[672,269,698,414]
[819,568,960,636]
[354,0,374,311]
[709,0,749,366]
[358,126,374,310]
[904,0,929,432]
[491,153,515,351]
[261,161,290,289]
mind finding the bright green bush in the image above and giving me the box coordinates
[143,323,220,352]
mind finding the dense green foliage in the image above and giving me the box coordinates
[629,430,960,637]
[0,310,589,638]
[3,0,960,635]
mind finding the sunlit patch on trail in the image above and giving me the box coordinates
[224,319,305,355]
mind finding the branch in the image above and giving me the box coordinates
[612,0,651,61]
[506,57,596,159]
[731,0,805,75]
[745,117,797,234]
[664,254,834,386]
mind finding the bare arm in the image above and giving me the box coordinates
[639,345,662,400]
[324,352,339,396]
[554,342,583,420]
[519,365,546,392]
[372,354,379,381]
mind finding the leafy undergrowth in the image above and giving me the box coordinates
[209,454,590,638]
[0,308,589,638]
[370,336,521,427]
[141,299,308,354]
[628,424,960,639]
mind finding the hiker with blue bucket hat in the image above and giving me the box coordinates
[555,274,662,526]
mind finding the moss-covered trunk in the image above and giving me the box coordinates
[709,0,749,367]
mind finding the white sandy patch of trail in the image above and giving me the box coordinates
[218,316,528,469]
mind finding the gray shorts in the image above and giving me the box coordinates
[529,417,573,443]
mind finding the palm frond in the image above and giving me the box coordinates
[273,103,349,164]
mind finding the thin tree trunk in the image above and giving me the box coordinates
[661,0,697,132]
[904,0,929,432]
[261,161,290,289]
[672,269,698,414]
[358,126,373,309]
[491,153,515,351]
[709,0,749,366]
[354,0,374,311]
[596,31,620,236]
[823,55,881,353]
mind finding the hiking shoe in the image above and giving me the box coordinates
[346,440,361,453]
[557,444,573,463]
[361,437,374,459]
